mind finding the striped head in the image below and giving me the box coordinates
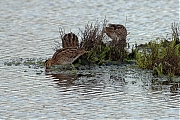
[45,59,53,69]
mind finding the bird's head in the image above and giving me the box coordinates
[45,59,52,69]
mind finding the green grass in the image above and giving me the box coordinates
[135,23,180,76]
[3,21,180,78]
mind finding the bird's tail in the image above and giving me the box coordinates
[62,32,79,48]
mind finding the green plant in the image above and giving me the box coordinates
[135,22,180,76]
[79,18,128,65]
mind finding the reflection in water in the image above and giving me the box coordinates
[45,67,127,90]
[46,73,79,87]
[44,67,180,119]
[0,0,179,119]
[150,78,180,94]
[170,83,180,92]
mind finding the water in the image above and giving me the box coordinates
[0,0,179,119]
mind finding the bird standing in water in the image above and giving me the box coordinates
[45,33,87,69]
[45,47,87,69]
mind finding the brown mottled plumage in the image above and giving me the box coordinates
[45,32,87,69]
[62,32,79,48]
[105,24,127,47]
[45,47,87,69]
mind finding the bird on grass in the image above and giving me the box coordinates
[45,32,87,69]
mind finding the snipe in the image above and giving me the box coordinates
[105,24,127,48]
[45,33,87,69]
[45,47,87,69]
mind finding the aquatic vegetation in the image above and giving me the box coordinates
[4,58,45,68]
[135,22,180,76]
[79,18,128,65]
[53,18,130,66]
[53,19,179,78]
[3,19,179,79]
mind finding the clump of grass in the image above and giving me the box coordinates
[135,22,180,76]
[79,18,128,65]
[52,18,129,65]
[79,19,107,50]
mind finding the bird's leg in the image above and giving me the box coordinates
[71,63,75,70]
[71,63,78,74]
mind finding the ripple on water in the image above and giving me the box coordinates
[0,64,180,119]
[1,57,180,119]
[0,0,180,119]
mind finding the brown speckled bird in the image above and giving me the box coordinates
[45,32,88,69]
[45,47,87,69]
[105,24,127,47]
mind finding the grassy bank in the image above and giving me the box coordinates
[77,21,180,77]
[78,19,128,65]
[135,22,180,76]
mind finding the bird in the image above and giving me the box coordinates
[105,24,127,48]
[62,32,79,48]
[45,32,88,69]
[45,47,88,69]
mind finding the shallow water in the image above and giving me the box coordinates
[0,0,179,119]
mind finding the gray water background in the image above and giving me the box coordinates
[0,0,179,119]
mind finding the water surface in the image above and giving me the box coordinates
[0,0,179,119]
